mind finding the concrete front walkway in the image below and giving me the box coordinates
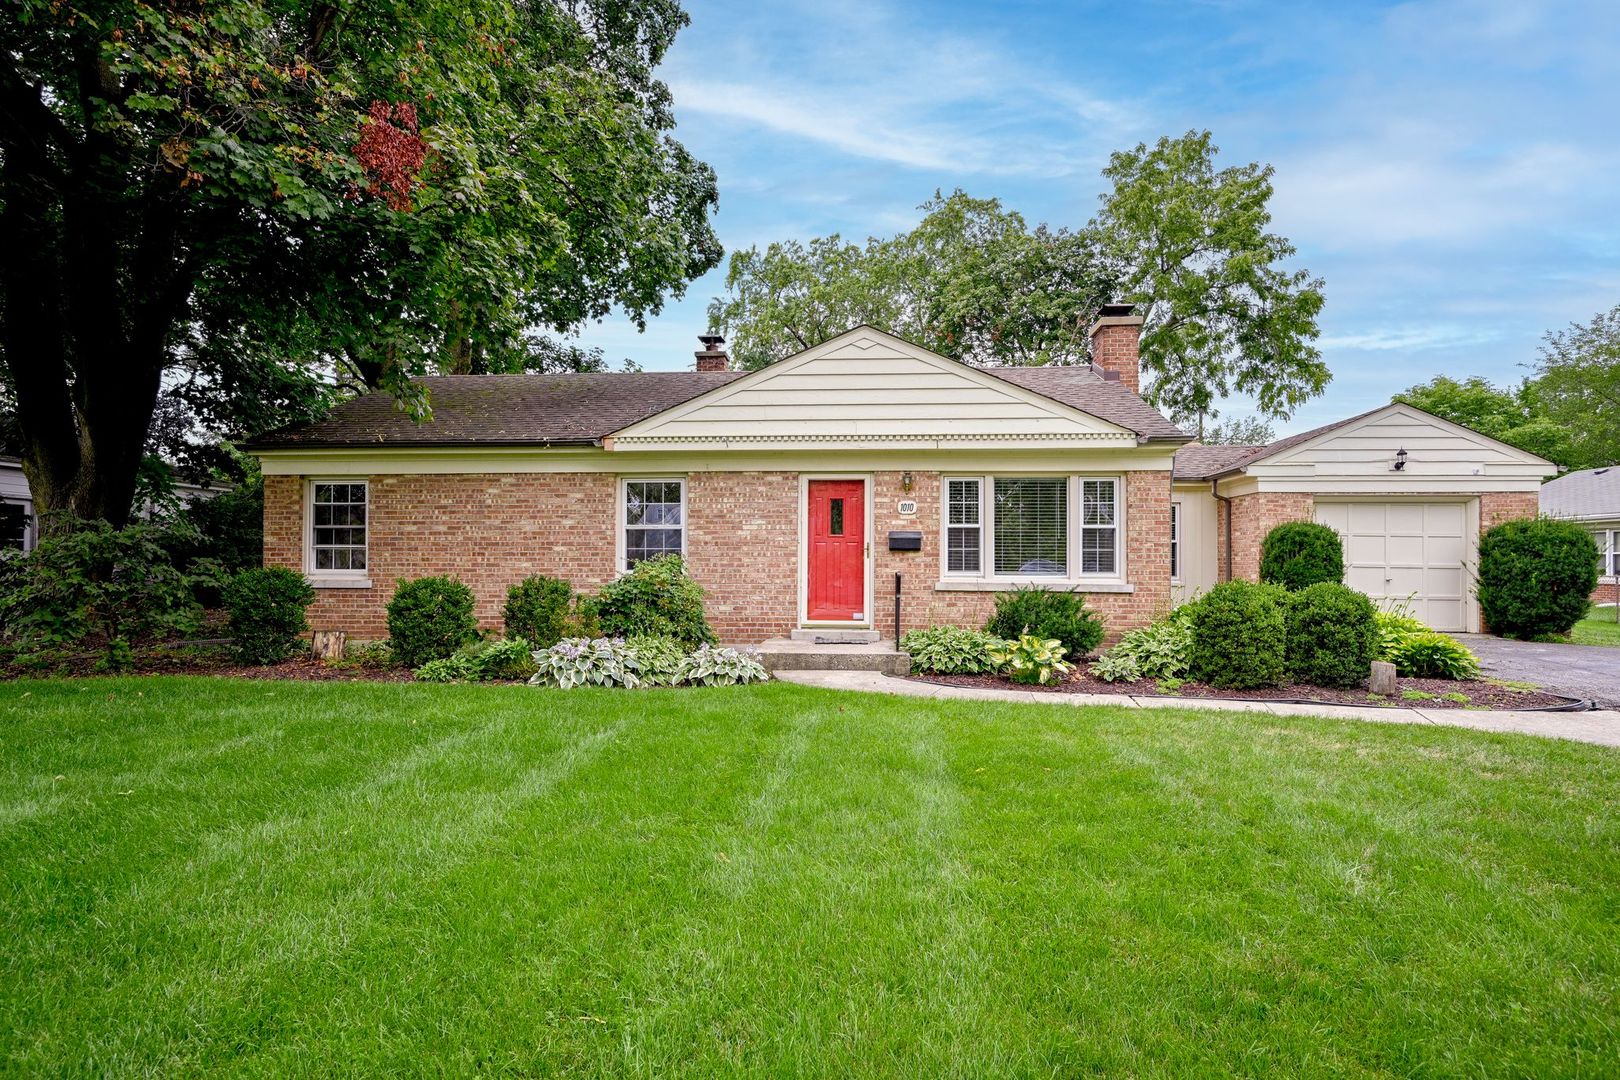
[776,669,1620,749]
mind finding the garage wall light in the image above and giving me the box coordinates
[1393,448,1408,471]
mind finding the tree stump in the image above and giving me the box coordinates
[1369,660,1397,696]
[311,630,347,662]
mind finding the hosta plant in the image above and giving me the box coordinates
[678,644,769,687]
[414,638,538,683]
[898,626,1007,675]
[529,637,641,689]
[625,634,688,686]
[1089,649,1142,683]
[1106,616,1193,682]
[988,634,1074,686]
[1384,631,1481,680]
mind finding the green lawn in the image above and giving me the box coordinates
[1572,611,1620,647]
[3,679,1617,1076]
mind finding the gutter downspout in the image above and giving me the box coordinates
[1211,479,1233,583]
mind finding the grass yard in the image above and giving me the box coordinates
[1571,611,1620,647]
[3,679,1617,1077]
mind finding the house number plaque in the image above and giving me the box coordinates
[897,500,918,516]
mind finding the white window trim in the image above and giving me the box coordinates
[1170,500,1182,583]
[304,479,371,588]
[937,473,1128,591]
[1600,528,1619,580]
[617,477,687,573]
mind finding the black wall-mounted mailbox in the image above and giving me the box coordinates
[887,530,923,551]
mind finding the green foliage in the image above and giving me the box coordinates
[1284,583,1377,688]
[414,638,536,683]
[3,0,721,527]
[625,634,689,687]
[1374,609,1429,660]
[1259,521,1345,590]
[1099,614,1195,682]
[529,637,641,690]
[386,576,479,669]
[898,626,1008,675]
[709,190,1115,369]
[988,634,1075,686]
[343,639,397,669]
[1090,650,1142,683]
[676,645,770,687]
[1201,415,1276,445]
[985,586,1105,661]
[1395,376,1577,470]
[1188,581,1288,690]
[222,567,316,665]
[503,575,574,649]
[1534,303,1620,470]
[1385,632,1482,680]
[587,555,715,648]
[1091,130,1328,423]
[0,517,204,669]
[180,476,266,573]
[1478,518,1600,638]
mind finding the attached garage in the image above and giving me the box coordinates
[1172,403,1557,632]
[1313,500,1472,631]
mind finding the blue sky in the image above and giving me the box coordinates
[574,0,1620,435]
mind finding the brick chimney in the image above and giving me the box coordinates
[695,333,730,372]
[1087,303,1144,393]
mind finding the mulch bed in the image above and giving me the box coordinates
[3,646,415,683]
[909,669,1580,711]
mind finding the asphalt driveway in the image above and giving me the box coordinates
[1458,634,1620,708]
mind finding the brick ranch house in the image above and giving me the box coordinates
[1541,465,1620,612]
[249,309,1555,644]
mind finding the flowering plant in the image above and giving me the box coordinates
[529,637,640,689]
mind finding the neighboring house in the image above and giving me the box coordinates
[1171,404,1554,631]
[248,310,1554,642]
[1542,465,1620,610]
[0,456,229,552]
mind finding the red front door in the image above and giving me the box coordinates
[806,479,866,622]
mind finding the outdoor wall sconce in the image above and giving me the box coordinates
[902,471,914,492]
[1393,448,1408,471]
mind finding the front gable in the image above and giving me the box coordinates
[606,327,1140,451]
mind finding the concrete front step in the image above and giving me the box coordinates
[753,638,911,676]
[787,628,881,643]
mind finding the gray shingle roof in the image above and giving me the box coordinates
[248,364,1189,449]
[1541,466,1620,522]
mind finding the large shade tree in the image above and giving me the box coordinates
[1535,303,1620,469]
[1,0,720,528]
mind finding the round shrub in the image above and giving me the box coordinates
[503,574,573,648]
[386,575,479,668]
[1284,582,1377,687]
[1188,580,1287,690]
[1259,521,1345,590]
[588,555,715,648]
[1477,518,1599,638]
[984,585,1105,661]
[223,567,316,665]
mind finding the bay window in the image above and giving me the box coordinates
[942,475,1123,583]
[624,478,685,569]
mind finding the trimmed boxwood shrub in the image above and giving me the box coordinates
[587,554,715,648]
[503,574,573,648]
[1188,580,1288,689]
[1477,518,1599,638]
[1284,582,1377,687]
[387,575,479,668]
[223,567,316,665]
[1259,521,1345,590]
[984,585,1105,661]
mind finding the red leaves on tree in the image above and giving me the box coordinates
[352,101,429,211]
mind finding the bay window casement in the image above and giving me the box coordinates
[941,475,1125,587]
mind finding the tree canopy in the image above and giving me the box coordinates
[1534,303,1620,469]
[1,0,719,527]
[708,191,1116,370]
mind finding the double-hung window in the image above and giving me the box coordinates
[624,479,685,569]
[310,481,368,573]
[1596,528,1619,578]
[942,475,1122,582]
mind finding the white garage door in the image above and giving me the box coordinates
[1313,501,1469,631]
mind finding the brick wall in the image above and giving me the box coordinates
[1480,490,1539,532]
[1226,491,1314,582]
[1088,322,1142,394]
[267,468,1173,646]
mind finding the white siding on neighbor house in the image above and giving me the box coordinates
[609,329,1139,449]
[1171,485,1220,604]
[1,460,36,551]
[1229,404,1555,495]
[1314,499,1478,632]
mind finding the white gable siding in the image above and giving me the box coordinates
[609,330,1136,449]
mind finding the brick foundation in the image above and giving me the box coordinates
[266,469,1172,646]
